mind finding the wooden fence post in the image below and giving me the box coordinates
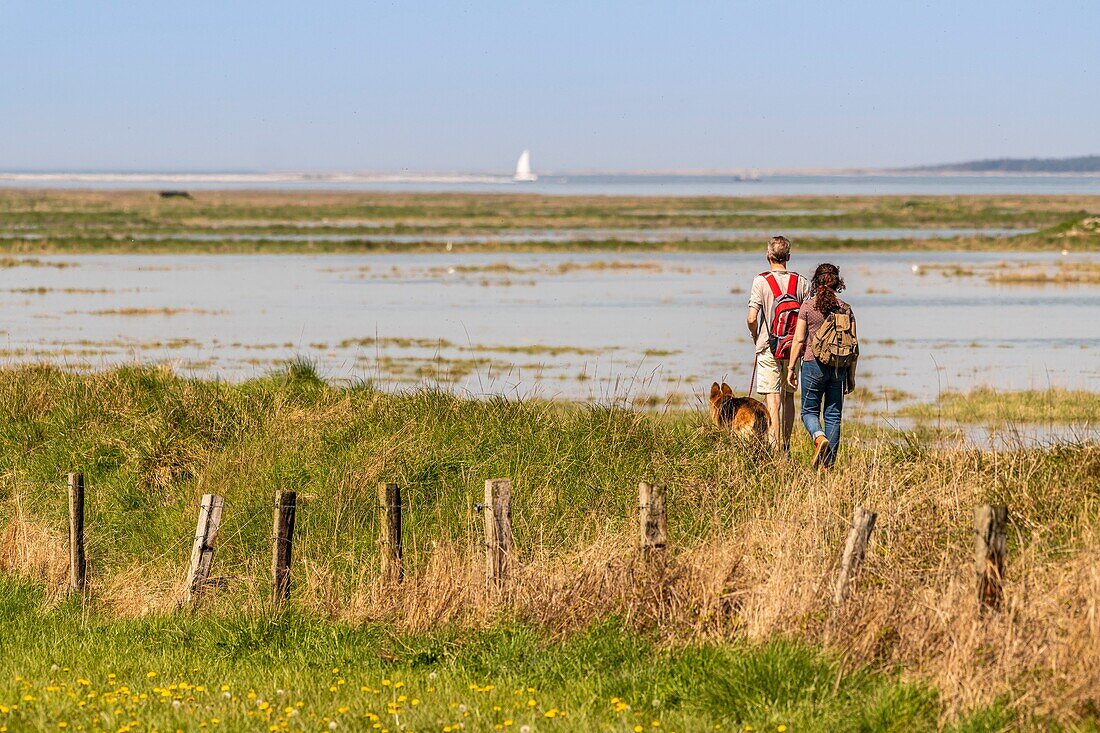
[185,494,225,602]
[67,472,87,593]
[833,506,876,606]
[483,479,513,586]
[638,481,668,552]
[378,482,403,584]
[974,504,1008,611]
[271,490,297,604]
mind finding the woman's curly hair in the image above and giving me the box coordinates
[811,263,846,315]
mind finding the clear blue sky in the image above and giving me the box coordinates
[1,1,1096,173]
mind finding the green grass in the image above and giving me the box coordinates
[0,580,1016,733]
[901,387,1100,424]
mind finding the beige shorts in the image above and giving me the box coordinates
[755,350,793,394]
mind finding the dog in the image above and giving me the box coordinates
[709,382,770,441]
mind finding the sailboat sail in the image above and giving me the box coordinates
[513,150,537,182]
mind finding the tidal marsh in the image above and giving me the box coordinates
[1,190,1097,254]
[901,387,1100,424]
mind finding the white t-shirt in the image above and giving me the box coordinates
[747,270,810,354]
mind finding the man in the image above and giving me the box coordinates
[746,236,809,452]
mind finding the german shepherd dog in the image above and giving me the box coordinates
[709,382,770,441]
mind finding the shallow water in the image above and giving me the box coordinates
[0,227,1033,244]
[4,172,1100,196]
[1,251,1097,416]
[878,416,1097,450]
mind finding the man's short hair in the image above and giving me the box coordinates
[767,236,791,263]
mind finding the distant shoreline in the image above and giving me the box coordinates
[4,170,1100,182]
[2,171,1099,198]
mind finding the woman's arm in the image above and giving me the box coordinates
[845,317,858,393]
[786,318,808,390]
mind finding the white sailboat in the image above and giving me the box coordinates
[513,150,538,182]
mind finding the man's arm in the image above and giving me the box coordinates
[747,306,760,342]
[746,276,763,342]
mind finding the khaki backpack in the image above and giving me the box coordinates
[811,311,859,367]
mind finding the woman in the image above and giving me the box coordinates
[786,263,857,469]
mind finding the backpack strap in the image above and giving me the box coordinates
[784,273,799,296]
[763,273,782,298]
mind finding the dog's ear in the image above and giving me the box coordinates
[721,383,733,396]
[709,382,720,400]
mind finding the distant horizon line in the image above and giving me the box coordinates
[3,154,1098,179]
[3,166,1100,180]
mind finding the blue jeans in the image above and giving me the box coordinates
[800,360,847,467]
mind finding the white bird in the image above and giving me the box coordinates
[911,264,922,274]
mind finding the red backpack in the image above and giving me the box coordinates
[760,271,802,360]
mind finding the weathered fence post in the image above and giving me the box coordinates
[833,506,876,606]
[638,481,668,553]
[378,482,403,584]
[974,504,1008,611]
[67,472,87,593]
[185,494,225,602]
[271,490,297,604]
[483,479,513,586]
